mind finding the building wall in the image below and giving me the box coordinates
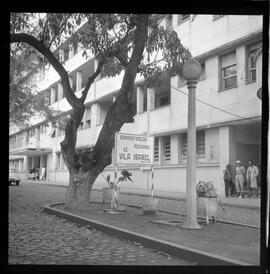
[9,14,262,197]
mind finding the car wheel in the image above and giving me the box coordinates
[16,181,20,186]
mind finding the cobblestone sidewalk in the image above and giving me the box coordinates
[90,190,260,227]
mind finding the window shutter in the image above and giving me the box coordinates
[154,137,159,162]
[164,136,171,161]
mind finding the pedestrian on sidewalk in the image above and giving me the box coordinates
[235,160,245,199]
[39,166,46,180]
[223,164,234,197]
[246,161,252,192]
[247,162,259,198]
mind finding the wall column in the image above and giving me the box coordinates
[147,87,155,110]
[58,82,63,100]
[50,87,55,104]
[219,125,236,196]
[76,71,82,91]
[170,134,179,164]
[136,86,144,114]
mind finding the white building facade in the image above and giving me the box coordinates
[9,14,262,197]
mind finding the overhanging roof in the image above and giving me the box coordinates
[9,148,52,156]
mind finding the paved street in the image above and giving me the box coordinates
[8,182,193,265]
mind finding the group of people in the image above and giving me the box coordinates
[29,166,46,180]
[223,160,260,198]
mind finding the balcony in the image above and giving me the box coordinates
[9,135,52,156]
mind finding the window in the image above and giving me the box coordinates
[143,91,147,112]
[181,130,205,162]
[29,128,35,137]
[213,15,224,21]
[85,106,91,129]
[55,153,61,169]
[166,15,173,29]
[154,137,159,162]
[247,43,260,82]
[54,87,58,103]
[40,123,47,134]
[178,75,186,88]
[178,14,190,25]
[199,63,206,81]
[78,122,84,131]
[44,90,50,105]
[220,51,237,90]
[155,92,170,108]
[196,131,205,159]
[163,136,171,161]
[25,131,29,144]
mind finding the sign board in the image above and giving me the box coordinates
[115,133,154,165]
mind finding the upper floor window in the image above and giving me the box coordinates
[166,15,173,30]
[85,106,91,129]
[55,152,61,169]
[247,42,261,83]
[68,41,78,59]
[177,14,190,25]
[220,51,237,90]
[155,91,170,108]
[213,15,224,21]
[78,122,84,131]
[199,62,206,81]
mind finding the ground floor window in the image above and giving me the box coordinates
[180,130,205,163]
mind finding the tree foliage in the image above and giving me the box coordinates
[9,49,59,128]
[10,13,191,209]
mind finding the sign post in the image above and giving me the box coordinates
[115,132,155,213]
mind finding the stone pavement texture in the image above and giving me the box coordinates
[8,182,193,265]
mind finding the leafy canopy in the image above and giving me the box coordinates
[10,13,190,127]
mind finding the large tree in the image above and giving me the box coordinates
[10,13,190,209]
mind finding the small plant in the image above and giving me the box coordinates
[196,181,217,198]
[105,170,133,188]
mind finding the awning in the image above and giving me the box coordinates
[9,148,52,156]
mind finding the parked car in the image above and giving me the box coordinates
[9,171,20,186]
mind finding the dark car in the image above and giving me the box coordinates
[9,171,20,186]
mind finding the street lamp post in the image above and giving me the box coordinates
[181,58,202,229]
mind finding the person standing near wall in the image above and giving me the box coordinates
[235,160,246,199]
[223,164,234,197]
[246,161,252,192]
[39,166,46,180]
[247,162,259,198]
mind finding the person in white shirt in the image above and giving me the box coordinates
[246,161,259,198]
[235,160,245,199]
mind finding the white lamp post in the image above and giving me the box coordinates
[181,58,202,229]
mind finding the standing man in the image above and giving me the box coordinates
[235,160,246,199]
[223,164,234,197]
[247,161,259,198]
[246,161,252,192]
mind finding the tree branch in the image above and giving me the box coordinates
[10,33,79,108]
[93,14,149,172]
[80,58,105,103]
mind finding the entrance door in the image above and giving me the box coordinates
[236,143,261,167]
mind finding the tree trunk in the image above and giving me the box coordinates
[64,169,98,210]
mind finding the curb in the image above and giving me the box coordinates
[43,203,252,266]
